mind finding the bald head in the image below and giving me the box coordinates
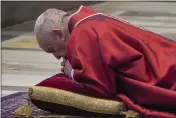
[34,8,68,37]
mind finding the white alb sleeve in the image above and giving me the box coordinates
[71,69,74,81]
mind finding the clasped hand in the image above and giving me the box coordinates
[61,58,72,78]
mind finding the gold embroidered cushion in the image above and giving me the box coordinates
[30,86,126,117]
[13,74,140,118]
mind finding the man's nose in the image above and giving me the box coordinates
[56,55,61,59]
[52,53,61,60]
[57,56,61,59]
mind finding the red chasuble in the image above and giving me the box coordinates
[37,6,176,118]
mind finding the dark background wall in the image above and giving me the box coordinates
[1,1,100,28]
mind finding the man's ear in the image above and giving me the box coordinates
[53,29,64,38]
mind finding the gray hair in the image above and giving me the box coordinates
[34,8,68,36]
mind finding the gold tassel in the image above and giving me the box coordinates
[120,110,141,118]
[13,88,33,117]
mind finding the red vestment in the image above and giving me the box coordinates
[37,6,176,118]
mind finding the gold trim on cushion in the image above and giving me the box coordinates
[29,86,125,115]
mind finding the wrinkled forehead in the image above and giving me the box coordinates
[36,32,54,50]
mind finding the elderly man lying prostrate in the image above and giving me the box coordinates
[14,6,176,118]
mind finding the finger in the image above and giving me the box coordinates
[61,58,66,65]
[61,58,67,66]
[65,60,70,65]
[61,67,64,72]
[61,61,65,66]
[63,58,66,63]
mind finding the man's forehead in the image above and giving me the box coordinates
[35,33,47,49]
[36,33,55,48]
[36,32,47,42]
[36,32,40,38]
[36,32,42,42]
